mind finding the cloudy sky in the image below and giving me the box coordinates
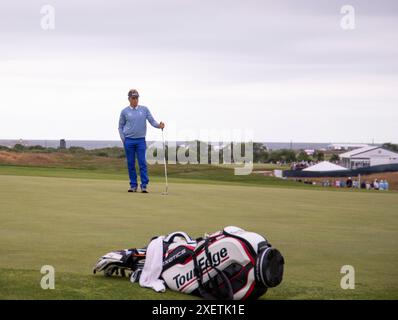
[0,0,397,143]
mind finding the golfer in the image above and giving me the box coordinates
[118,89,165,193]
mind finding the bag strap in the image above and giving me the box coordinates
[163,231,196,245]
[192,238,233,300]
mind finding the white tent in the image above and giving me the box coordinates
[303,161,348,172]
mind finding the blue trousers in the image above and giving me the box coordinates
[124,137,148,188]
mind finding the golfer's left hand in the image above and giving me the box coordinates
[159,122,165,129]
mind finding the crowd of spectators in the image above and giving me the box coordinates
[296,177,390,191]
[290,161,318,171]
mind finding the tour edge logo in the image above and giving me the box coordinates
[173,248,229,289]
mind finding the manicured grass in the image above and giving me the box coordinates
[0,164,306,189]
[1,171,397,299]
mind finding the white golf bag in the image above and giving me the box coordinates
[93,226,284,300]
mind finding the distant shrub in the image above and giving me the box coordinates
[382,142,398,152]
[95,151,108,157]
[267,149,296,163]
[313,151,325,161]
[13,144,26,152]
[0,145,10,151]
[89,147,125,158]
[69,146,86,153]
[296,150,311,162]
[28,145,46,150]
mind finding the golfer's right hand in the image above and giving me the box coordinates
[159,122,165,129]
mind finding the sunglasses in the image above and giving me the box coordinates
[129,96,139,99]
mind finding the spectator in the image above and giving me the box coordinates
[374,179,379,190]
[340,180,346,188]
[324,180,330,187]
[352,180,359,189]
[385,179,390,190]
[346,177,353,188]
[360,181,366,189]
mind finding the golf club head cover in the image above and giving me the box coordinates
[92,248,146,276]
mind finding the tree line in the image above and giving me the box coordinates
[1,141,397,164]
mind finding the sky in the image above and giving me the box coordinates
[0,0,397,143]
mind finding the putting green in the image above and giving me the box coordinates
[0,174,397,299]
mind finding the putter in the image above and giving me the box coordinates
[161,128,169,195]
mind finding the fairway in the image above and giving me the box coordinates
[1,173,397,299]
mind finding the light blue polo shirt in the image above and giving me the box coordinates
[118,105,159,141]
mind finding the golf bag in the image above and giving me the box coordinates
[93,226,284,300]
